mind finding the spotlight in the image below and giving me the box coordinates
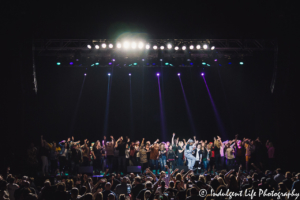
[146,44,150,49]
[138,42,144,49]
[123,41,129,49]
[201,73,204,76]
[167,44,172,49]
[133,63,137,65]
[177,73,180,76]
[169,64,173,66]
[202,62,206,65]
[203,44,208,49]
[87,45,92,49]
[182,46,186,50]
[190,63,193,65]
[211,46,215,50]
[95,62,99,65]
[174,46,179,50]
[207,64,210,66]
[160,46,164,50]
[152,63,156,65]
[108,44,113,48]
[153,45,158,50]
[214,59,217,62]
[189,45,194,49]
[129,73,131,76]
[160,59,163,61]
[131,42,136,49]
[165,62,169,65]
[91,64,95,66]
[228,62,232,64]
[102,43,106,48]
[70,62,73,65]
[95,45,99,49]
[117,43,122,48]
[108,73,111,76]
[84,73,87,76]
[142,59,145,61]
[109,62,112,65]
[240,62,244,65]
[156,73,160,76]
[112,59,115,62]
[57,62,61,65]
[196,45,201,49]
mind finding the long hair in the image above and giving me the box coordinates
[95,192,103,200]
[214,140,221,148]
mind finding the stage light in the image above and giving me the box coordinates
[201,73,204,76]
[91,64,95,66]
[84,73,87,76]
[146,44,150,49]
[129,73,131,76]
[142,59,145,61]
[177,73,180,76]
[167,44,172,49]
[211,46,215,50]
[102,43,107,48]
[202,62,206,65]
[95,45,99,49]
[133,63,137,65]
[228,62,232,64]
[203,44,208,49]
[165,62,169,65]
[196,45,201,49]
[189,45,194,49]
[95,62,99,65]
[182,46,186,50]
[207,64,210,66]
[112,59,115,62]
[240,62,244,65]
[129,64,132,66]
[160,46,164,50]
[152,63,156,65]
[124,41,129,49]
[87,45,92,49]
[190,63,193,65]
[214,59,217,62]
[57,62,61,65]
[117,43,122,48]
[156,73,160,76]
[175,46,179,50]
[70,62,73,65]
[109,62,112,65]
[108,73,111,76]
[138,42,144,49]
[131,42,136,49]
[187,59,191,61]
[160,59,163,61]
[153,45,158,50]
[108,44,113,48]
[170,64,173,66]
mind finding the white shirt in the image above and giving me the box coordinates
[220,145,224,157]
[196,149,200,160]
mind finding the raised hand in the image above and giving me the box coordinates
[72,136,74,141]
[110,136,113,139]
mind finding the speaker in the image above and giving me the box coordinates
[127,166,141,173]
[176,166,189,173]
[78,166,93,175]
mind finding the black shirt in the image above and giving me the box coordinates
[93,146,102,160]
[131,184,145,199]
[116,142,127,156]
[177,146,183,159]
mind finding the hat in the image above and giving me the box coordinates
[188,139,194,143]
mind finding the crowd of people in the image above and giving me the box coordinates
[2,133,299,200]
[25,134,275,177]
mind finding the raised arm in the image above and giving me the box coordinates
[110,136,114,146]
[140,138,145,147]
[172,133,175,146]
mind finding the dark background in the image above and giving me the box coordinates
[1,1,298,173]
